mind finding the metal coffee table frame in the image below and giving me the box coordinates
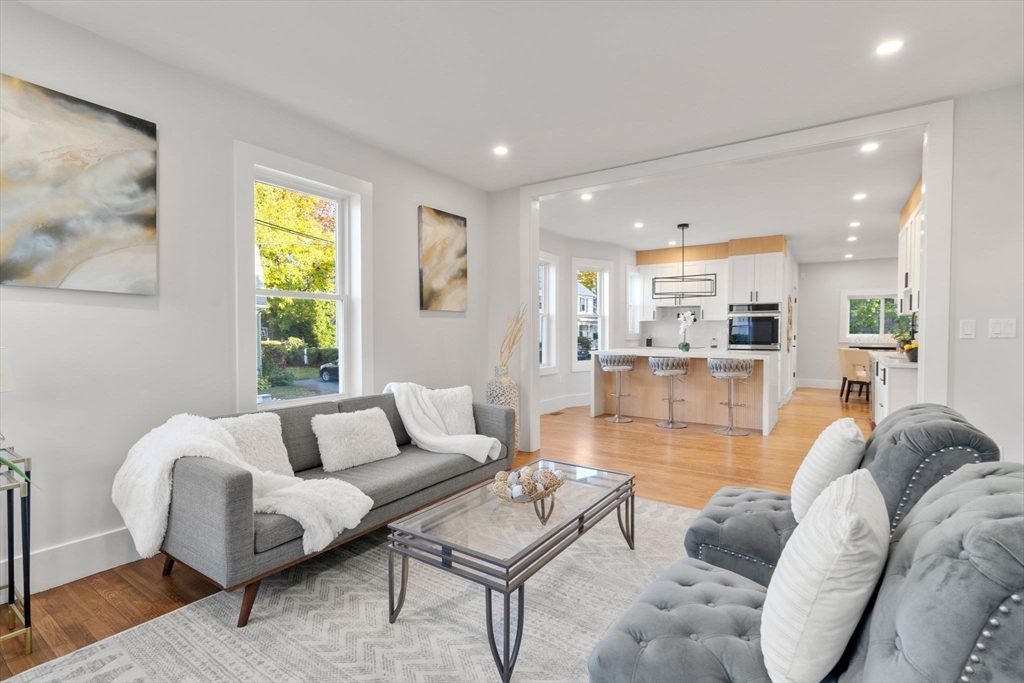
[387,460,635,683]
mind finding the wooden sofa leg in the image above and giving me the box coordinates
[161,554,175,577]
[237,580,262,627]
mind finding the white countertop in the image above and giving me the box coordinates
[597,347,777,361]
[868,350,918,368]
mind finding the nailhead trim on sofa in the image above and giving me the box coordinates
[697,543,776,569]
[960,592,1022,682]
[891,446,983,532]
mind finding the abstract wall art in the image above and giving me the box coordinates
[418,205,467,311]
[0,74,158,295]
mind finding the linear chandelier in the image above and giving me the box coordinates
[652,223,717,300]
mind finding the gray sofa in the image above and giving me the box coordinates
[589,460,1024,682]
[159,393,515,626]
[683,404,1000,585]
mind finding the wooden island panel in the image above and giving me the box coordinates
[600,356,764,431]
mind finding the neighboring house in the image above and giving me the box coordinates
[578,281,597,314]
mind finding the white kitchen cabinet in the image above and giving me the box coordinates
[728,254,756,304]
[870,353,918,424]
[639,264,657,321]
[898,206,924,315]
[754,253,784,303]
[699,258,729,321]
[728,252,784,304]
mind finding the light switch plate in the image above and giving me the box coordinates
[988,319,1018,339]
[959,320,976,339]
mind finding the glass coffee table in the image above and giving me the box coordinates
[387,460,635,683]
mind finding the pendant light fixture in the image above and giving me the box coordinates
[652,223,717,302]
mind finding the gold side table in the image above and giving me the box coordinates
[1,447,31,654]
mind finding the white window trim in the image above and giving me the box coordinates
[539,251,558,376]
[572,257,612,373]
[626,265,642,340]
[234,142,373,412]
[839,288,897,344]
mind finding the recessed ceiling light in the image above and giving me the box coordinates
[848,236,858,242]
[634,222,644,228]
[581,193,592,201]
[845,254,854,259]
[668,241,677,246]
[493,146,508,156]
[850,222,861,227]
[876,39,904,56]
[853,193,867,200]
[860,142,879,152]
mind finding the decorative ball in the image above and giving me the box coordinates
[495,471,509,483]
[493,482,511,497]
[507,472,519,487]
[520,479,538,496]
[538,470,561,489]
[535,482,546,494]
[511,485,524,499]
[518,466,533,481]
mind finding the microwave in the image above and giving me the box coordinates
[728,303,781,350]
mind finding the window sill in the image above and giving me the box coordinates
[539,365,558,376]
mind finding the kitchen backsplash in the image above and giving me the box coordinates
[639,306,728,349]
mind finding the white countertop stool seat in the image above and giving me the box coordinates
[649,356,690,429]
[599,353,637,424]
[708,358,754,436]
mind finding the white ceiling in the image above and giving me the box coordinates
[540,132,923,263]
[22,1,1023,192]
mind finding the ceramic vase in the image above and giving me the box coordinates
[486,365,520,452]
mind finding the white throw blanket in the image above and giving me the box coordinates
[385,382,502,463]
[112,414,374,557]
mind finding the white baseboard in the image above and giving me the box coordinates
[540,393,590,414]
[0,526,140,593]
[797,378,844,390]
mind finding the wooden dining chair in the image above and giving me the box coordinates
[838,348,871,403]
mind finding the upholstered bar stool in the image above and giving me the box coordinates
[649,356,690,429]
[599,353,636,423]
[708,357,754,436]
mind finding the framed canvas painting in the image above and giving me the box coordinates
[0,74,158,295]
[418,205,467,311]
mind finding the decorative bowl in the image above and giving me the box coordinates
[490,465,567,503]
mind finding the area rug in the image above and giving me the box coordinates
[13,499,699,682]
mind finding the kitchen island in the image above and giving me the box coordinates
[591,348,780,435]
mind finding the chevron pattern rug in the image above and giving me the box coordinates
[13,498,698,682]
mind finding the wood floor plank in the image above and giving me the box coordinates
[2,388,868,676]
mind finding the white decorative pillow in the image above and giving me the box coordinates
[790,418,865,522]
[312,407,401,472]
[425,385,476,436]
[217,413,294,477]
[761,469,889,683]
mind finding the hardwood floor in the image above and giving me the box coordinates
[0,388,870,676]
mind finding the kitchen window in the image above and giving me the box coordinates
[840,289,899,342]
[573,258,611,371]
[539,252,557,374]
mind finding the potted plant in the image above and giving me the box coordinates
[891,314,914,352]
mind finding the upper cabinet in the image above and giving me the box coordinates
[897,178,924,315]
[728,252,783,304]
[639,264,657,322]
[700,258,729,321]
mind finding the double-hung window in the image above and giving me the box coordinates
[538,252,557,373]
[572,258,611,371]
[235,143,372,411]
[840,289,899,343]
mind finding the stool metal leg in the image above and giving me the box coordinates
[656,375,687,429]
[606,370,632,423]
[715,377,749,436]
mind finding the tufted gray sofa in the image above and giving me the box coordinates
[589,461,1024,683]
[683,404,1000,585]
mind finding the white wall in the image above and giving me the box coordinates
[537,229,635,413]
[948,84,1024,463]
[0,3,493,590]
[795,258,898,388]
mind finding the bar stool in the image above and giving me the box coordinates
[649,356,689,429]
[599,353,636,423]
[708,358,754,436]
